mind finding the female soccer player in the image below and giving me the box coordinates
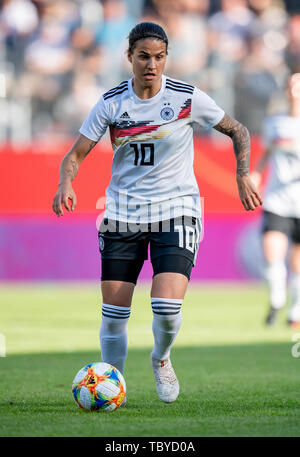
[251,73,300,327]
[52,22,262,403]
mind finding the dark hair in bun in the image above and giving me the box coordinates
[128,22,168,54]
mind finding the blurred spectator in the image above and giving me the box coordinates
[95,0,135,87]
[207,0,255,114]
[235,34,288,133]
[20,0,81,137]
[77,0,104,32]
[234,0,290,133]
[163,16,208,84]
[53,71,104,137]
[1,0,300,142]
[1,0,39,74]
[249,0,288,35]
[1,0,38,37]
[285,15,300,71]
[24,0,80,75]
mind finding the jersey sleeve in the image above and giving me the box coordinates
[191,87,225,130]
[79,96,110,142]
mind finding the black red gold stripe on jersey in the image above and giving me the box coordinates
[109,99,192,146]
[177,99,192,120]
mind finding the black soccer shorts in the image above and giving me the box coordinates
[98,216,201,284]
[262,210,300,244]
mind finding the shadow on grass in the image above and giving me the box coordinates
[0,342,299,437]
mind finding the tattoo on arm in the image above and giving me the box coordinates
[214,114,250,177]
[61,159,78,182]
[83,140,97,158]
[70,159,79,179]
[60,139,97,183]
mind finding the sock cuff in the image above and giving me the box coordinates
[151,297,182,316]
[102,303,131,319]
[151,297,183,304]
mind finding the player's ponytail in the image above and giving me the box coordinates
[128,22,168,54]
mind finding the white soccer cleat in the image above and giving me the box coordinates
[151,355,179,403]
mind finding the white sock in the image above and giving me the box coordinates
[100,303,131,374]
[151,298,182,361]
[289,273,300,321]
[265,261,287,309]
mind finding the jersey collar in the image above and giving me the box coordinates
[129,75,166,103]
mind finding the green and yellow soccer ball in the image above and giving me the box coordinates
[72,362,126,412]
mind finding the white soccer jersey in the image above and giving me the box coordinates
[79,74,224,223]
[262,114,300,218]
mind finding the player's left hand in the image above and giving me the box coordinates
[236,173,263,211]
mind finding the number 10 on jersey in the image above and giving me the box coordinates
[130,143,154,166]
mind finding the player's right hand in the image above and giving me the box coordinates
[236,173,263,211]
[52,183,77,217]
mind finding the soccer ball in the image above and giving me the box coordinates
[72,362,126,412]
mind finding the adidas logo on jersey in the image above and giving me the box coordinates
[120,112,130,118]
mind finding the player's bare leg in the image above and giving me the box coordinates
[101,280,135,307]
[150,273,188,403]
[151,272,188,299]
[288,244,300,326]
[263,231,289,325]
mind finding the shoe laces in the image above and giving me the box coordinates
[152,358,177,385]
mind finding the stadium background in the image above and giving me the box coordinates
[1,0,300,282]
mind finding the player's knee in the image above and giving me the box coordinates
[102,297,132,307]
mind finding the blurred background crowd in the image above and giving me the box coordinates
[1,0,300,144]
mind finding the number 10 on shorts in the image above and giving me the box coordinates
[175,225,196,253]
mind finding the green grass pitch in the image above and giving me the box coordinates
[0,282,299,437]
